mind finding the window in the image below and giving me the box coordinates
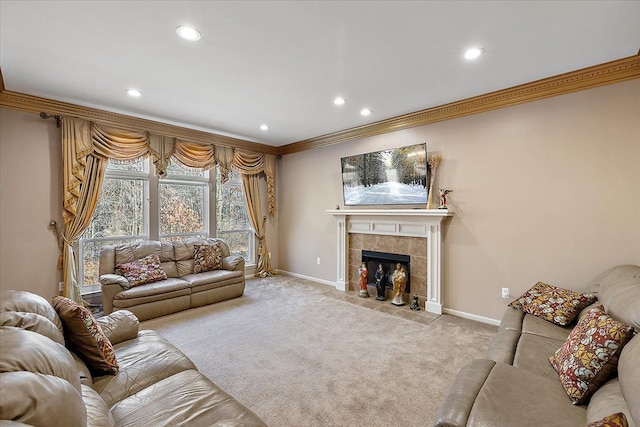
[78,159,255,295]
[216,169,254,263]
[159,161,208,242]
[79,159,149,294]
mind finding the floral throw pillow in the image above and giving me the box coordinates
[117,253,167,288]
[549,306,634,405]
[193,243,223,273]
[587,412,628,427]
[508,281,597,325]
[52,296,119,375]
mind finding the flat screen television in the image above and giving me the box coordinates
[341,143,428,206]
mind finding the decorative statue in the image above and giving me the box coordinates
[438,189,452,209]
[375,263,386,301]
[410,294,421,311]
[391,263,407,306]
[358,262,369,298]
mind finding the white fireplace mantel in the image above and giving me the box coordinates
[326,209,453,314]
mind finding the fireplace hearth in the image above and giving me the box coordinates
[362,250,410,293]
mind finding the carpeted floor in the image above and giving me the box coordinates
[142,276,497,427]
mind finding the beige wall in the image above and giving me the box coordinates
[0,108,63,298]
[277,79,640,322]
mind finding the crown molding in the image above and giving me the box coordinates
[277,54,640,156]
[0,88,279,155]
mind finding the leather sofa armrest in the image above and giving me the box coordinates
[434,359,496,427]
[222,255,245,271]
[484,329,520,365]
[96,310,139,345]
[99,274,127,316]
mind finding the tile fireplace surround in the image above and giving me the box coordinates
[326,209,453,314]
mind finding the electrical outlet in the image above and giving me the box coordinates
[317,258,321,265]
[501,287,510,299]
[268,252,272,259]
[58,282,64,292]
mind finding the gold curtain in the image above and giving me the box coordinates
[215,145,234,183]
[61,118,150,303]
[234,149,276,277]
[173,139,217,170]
[149,134,175,177]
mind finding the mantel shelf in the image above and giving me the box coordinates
[325,209,453,217]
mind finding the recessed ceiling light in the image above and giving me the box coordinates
[125,88,142,97]
[360,108,372,116]
[260,124,269,131]
[334,97,347,105]
[464,47,484,60]
[176,25,201,41]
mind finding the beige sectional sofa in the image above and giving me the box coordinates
[100,237,245,321]
[0,290,266,427]
[434,264,640,427]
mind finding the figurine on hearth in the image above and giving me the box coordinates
[438,189,452,209]
[375,263,386,301]
[391,263,407,306]
[410,294,421,311]
[358,262,369,298]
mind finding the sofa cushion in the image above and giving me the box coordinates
[193,243,223,273]
[522,313,573,342]
[513,333,566,380]
[0,326,82,392]
[0,371,87,427]
[0,290,64,336]
[113,278,191,307]
[586,412,628,427]
[182,269,244,289]
[587,379,634,426]
[110,369,267,427]
[0,311,65,345]
[82,384,115,427]
[509,282,597,326]
[92,330,197,407]
[549,306,634,404]
[617,334,640,425]
[593,265,640,331]
[52,296,119,376]
[117,253,167,288]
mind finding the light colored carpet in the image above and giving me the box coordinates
[142,276,497,427]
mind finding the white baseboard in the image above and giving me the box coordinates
[277,270,337,288]
[442,308,500,326]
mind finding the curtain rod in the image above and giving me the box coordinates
[39,112,62,127]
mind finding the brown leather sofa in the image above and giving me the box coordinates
[434,265,640,427]
[0,290,266,426]
[100,237,245,321]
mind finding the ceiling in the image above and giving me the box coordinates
[1,1,639,147]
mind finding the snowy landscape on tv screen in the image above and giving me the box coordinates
[341,143,428,206]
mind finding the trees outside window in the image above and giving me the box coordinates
[216,169,254,262]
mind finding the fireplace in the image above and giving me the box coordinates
[362,250,410,293]
[326,208,452,314]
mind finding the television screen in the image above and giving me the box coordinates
[341,143,428,206]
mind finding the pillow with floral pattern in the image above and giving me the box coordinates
[508,281,597,325]
[587,412,628,427]
[193,243,223,273]
[549,306,634,404]
[116,253,167,288]
[52,296,118,375]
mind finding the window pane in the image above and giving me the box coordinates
[166,160,205,178]
[106,159,144,172]
[216,168,253,262]
[85,178,144,238]
[81,238,141,288]
[160,183,205,235]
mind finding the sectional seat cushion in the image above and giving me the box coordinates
[549,306,634,404]
[53,296,119,376]
[509,282,597,326]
